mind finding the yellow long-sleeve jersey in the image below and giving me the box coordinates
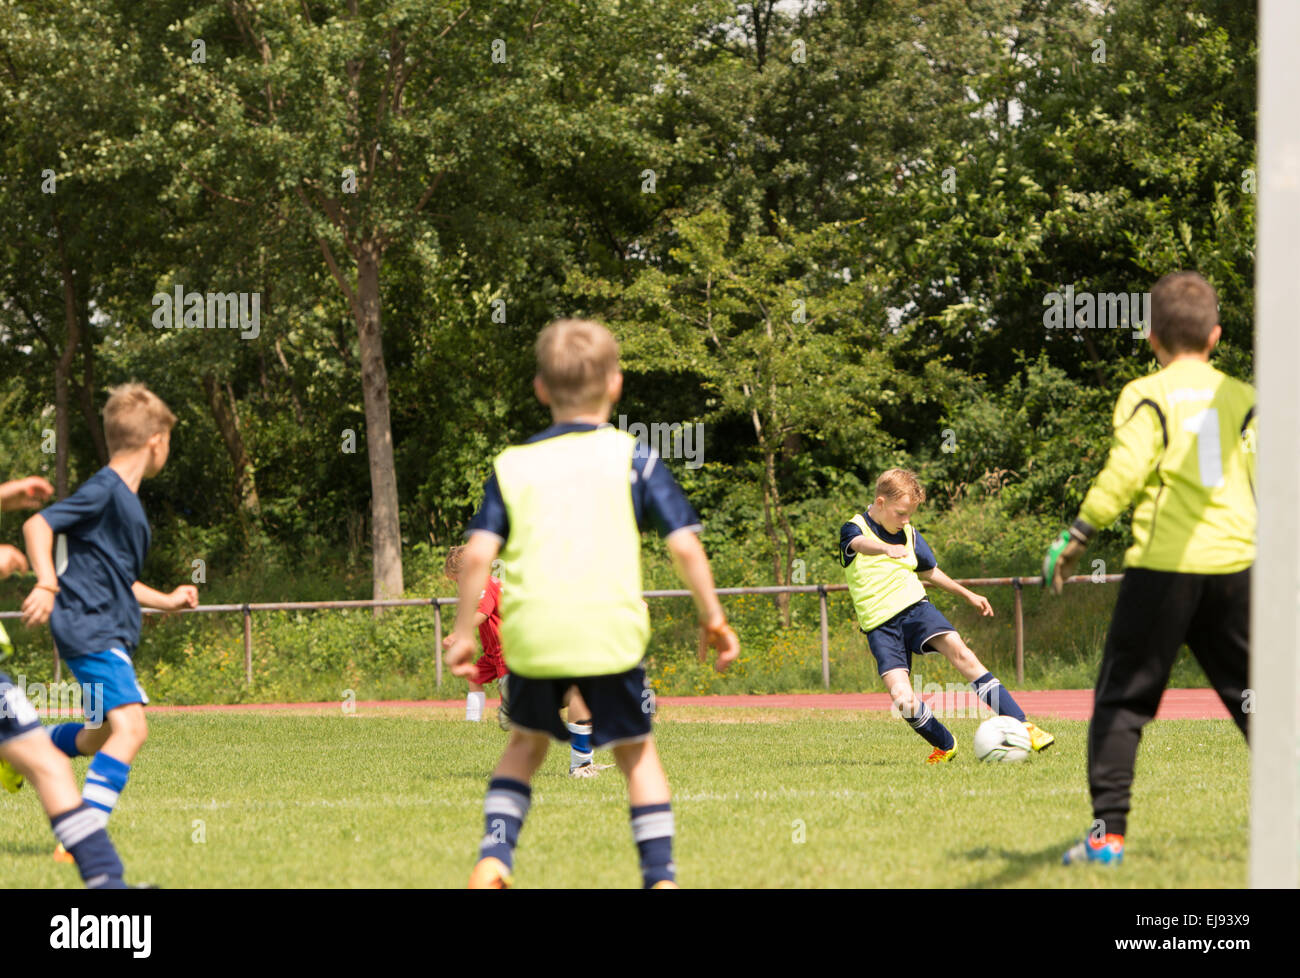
[1076,358,1256,574]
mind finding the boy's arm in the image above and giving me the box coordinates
[445,532,499,676]
[0,477,53,511]
[1076,397,1165,534]
[667,529,739,673]
[19,513,58,626]
[1045,391,1163,594]
[917,565,993,617]
[133,581,199,611]
[850,536,907,559]
[440,609,488,649]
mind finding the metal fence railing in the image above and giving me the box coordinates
[0,574,1121,690]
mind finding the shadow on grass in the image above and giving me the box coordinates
[0,840,54,857]
[958,838,1079,888]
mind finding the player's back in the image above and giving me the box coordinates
[1115,359,1255,574]
[492,425,649,678]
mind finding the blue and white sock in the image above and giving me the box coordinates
[903,700,956,751]
[82,752,130,826]
[480,777,530,870]
[51,802,126,889]
[630,803,676,888]
[49,722,84,758]
[971,671,1026,722]
[568,720,593,769]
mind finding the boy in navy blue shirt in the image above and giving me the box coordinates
[21,384,197,860]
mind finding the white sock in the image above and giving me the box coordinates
[466,691,485,721]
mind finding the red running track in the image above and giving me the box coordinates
[145,688,1230,721]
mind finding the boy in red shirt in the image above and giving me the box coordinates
[443,546,507,723]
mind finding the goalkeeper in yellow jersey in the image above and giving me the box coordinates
[1044,271,1255,867]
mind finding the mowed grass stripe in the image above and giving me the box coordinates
[0,710,1247,888]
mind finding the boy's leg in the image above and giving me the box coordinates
[470,675,567,887]
[882,666,955,760]
[563,686,596,774]
[466,681,486,722]
[471,730,550,887]
[1,721,126,889]
[926,630,1052,749]
[1087,570,1195,840]
[580,667,674,886]
[1185,568,1250,740]
[613,736,676,888]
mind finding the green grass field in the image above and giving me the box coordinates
[2,706,1248,888]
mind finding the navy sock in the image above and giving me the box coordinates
[904,700,956,750]
[971,671,1026,722]
[630,803,675,888]
[480,777,531,870]
[50,803,126,889]
[49,723,84,758]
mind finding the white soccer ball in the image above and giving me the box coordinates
[973,716,1032,763]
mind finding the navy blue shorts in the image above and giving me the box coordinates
[506,666,654,749]
[865,600,958,676]
[0,672,44,746]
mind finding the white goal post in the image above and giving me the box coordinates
[1250,0,1300,890]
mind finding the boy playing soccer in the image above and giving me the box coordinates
[443,546,509,724]
[1044,271,1254,866]
[445,318,739,889]
[840,469,1054,761]
[19,384,198,862]
[443,545,607,776]
[0,475,132,888]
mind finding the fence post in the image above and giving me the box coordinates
[433,599,442,690]
[818,585,830,689]
[1013,578,1024,686]
[242,603,253,686]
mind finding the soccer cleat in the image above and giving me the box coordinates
[53,843,75,864]
[0,758,23,793]
[468,856,513,889]
[1023,721,1055,752]
[651,880,680,889]
[1063,833,1125,866]
[569,762,600,778]
[925,745,957,764]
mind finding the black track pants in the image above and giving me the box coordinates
[1088,567,1250,837]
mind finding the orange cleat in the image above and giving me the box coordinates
[468,856,513,889]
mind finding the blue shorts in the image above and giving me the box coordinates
[0,672,44,745]
[63,649,148,717]
[865,600,958,676]
[506,666,654,749]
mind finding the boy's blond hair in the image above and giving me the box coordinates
[875,468,926,506]
[535,318,620,410]
[444,545,466,578]
[104,383,176,456]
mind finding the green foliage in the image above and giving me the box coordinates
[0,0,1258,702]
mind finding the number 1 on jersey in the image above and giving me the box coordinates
[1183,408,1223,488]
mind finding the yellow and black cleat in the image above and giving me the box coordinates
[0,758,23,794]
[1023,721,1056,752]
